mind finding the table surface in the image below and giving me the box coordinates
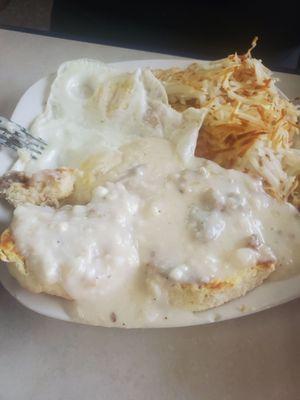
[0,28,299,400]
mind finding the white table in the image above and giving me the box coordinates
[0,28,299,400]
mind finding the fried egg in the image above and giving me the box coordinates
[26,59,206,173]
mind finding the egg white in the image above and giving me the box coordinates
[26,59,206,173]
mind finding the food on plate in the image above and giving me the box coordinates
[0,45,299,327]
[154,39,300,207]
[0,168,77,207]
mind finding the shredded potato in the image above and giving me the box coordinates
[154,38,300,206]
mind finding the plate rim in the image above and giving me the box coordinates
[1,58,300,327]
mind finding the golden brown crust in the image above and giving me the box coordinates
[0,228,24,264]
[147,262,275,311]
[0,168,78,208]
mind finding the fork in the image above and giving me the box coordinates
[0,116,47,159]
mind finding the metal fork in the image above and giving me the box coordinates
[0,116,47,159]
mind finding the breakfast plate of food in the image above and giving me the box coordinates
[0,41,299,328]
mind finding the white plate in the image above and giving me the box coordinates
[0,59,300,327]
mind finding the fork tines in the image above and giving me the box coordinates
[0,117,47,159]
